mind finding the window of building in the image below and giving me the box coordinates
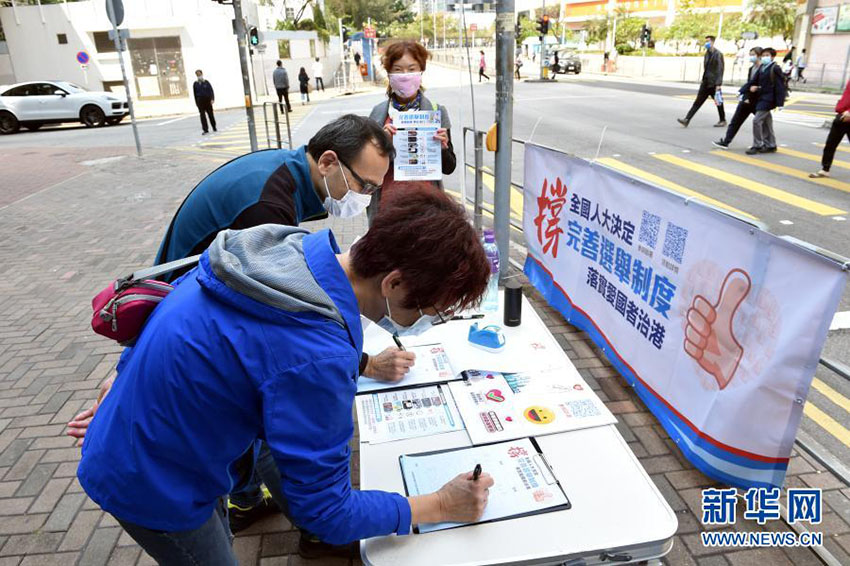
[93,31,117,53]
[57,33,68,44]
[285,7,295,20]
[127,36,187,99]
[309,39,316,59]
[278,40,291,59]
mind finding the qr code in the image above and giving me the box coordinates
[638,211,661,249]
[662,222,688,264]
[563,399,600,418]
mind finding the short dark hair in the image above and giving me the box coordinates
[802,48,806,53]
[276,60,282,66]
[750,46,763,56]
[764,47,777,57]
[705,35,715,42]
[351,188,490,313]
[307,114,395,164]
[195,69,203,75]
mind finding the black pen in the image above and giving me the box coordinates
[392,334,406,351]
[472,463,482,481]
[451,314,485,321]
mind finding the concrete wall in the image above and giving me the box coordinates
[805,0,850,89]
[0,0,255,115]
[0,41,14,85]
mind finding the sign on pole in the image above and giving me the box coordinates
[364,26,376,39]
[76,51,90,65]
[105,0,124,27]
[470,23,478,31]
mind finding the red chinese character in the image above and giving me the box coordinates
[533,178,567,258]
[507,446,529,458]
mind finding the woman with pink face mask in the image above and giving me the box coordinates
[367,40,457,224]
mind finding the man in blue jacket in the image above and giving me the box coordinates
[742,47,787,155]
[78,190,494,565]
[193,69,216,135]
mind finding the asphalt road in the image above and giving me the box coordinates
[2,73,848,471]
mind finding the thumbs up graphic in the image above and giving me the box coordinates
[684,269,752,390]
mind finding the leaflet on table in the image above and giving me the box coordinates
[448,369,616,445]
[400,437,570,533]
[357,343,456,393]
[356,384,464,444]
[391,109,442,181]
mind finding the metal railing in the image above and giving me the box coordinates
[261,102,292,150]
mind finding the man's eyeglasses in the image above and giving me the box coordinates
[429,308,455,326]
[338,158,381,196]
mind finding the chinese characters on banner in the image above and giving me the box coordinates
[522,144,846,489]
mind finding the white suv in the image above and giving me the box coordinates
[0,80,129,134]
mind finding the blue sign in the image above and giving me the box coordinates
[76,51,90,65]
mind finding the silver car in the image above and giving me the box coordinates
[0,80,129,134]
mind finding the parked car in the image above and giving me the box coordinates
[0,80,129,134]
[549,50,582,75]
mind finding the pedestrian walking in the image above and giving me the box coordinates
[678,35,726,128]
[312,58,325,91]
[479,50,490,82]
[367,40,457,224]
[742,47,786,154]
[273,60,293,113]
[298,67,310,105]
[810,79,850,178]
[713,47,764,149]
[193,69,216,135]
[354,51,361,67]
[796,48,807,83]
[515,54,523,79]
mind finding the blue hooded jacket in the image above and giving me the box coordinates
[78,225,412,544]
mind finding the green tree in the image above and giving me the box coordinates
[616,16,646,49]
[720,13,764,43]
[584,17,610,46]
[747,0,795,42]
[657,11,718,54]
[324,0,410,35]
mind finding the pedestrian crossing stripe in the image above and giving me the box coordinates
[465,165,524,220]
[596,157,756,220]
[804,402,850,448]
[712,150,850,194]
[654,153,846,216]
[816,142,850,155]
[811,378,850,415]
[777,147,850,170]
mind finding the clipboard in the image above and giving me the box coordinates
[399,437,571,534]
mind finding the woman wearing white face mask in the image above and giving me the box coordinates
[367,40,457,225]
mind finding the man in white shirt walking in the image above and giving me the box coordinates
[312,58,325,92]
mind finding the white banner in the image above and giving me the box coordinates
[522,144,846,488]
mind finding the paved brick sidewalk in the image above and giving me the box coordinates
[0,150,848,565]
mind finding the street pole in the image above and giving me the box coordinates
[420,0,425,44]
[494,0,514,278]
[539,0,546,80]
[433,1,437,48]
[233,0,258,152]
[338,18,348,91]
[109,25,141,157]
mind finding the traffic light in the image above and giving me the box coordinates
[342,25,349,42]
[536,15,550,35]
[640,24,652,47]
[249,26,259,46]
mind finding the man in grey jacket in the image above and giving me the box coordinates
[273,60,292,113]
[678,35,726,128]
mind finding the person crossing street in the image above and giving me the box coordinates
[678,35,726,128]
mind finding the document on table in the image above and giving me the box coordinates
[357,343,458,393]
[400,438,570,533]
[391,109,442,181]
[356,384,464,444]
[448,368,616,445]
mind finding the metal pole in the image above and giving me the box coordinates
[274,103,283,149]
[110,26,142,157]
[420,0,425,44]
[433,1,438,48]
[233,0,258,152]
[474,131,484,231]
[338,18,348,92]
[539,0,545,80]
[843,44,850,89]
[494,0,514,279]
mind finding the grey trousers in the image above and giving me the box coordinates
[753,110,776,149]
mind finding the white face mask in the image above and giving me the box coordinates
[377,297,438,337]
[322,162,372,218]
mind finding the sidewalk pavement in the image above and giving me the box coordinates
[0,149,849,566]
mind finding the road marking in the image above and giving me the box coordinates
[831,311,850,331]
[815,142,850,155]
[834,216,847,221]
[780,219,794,225]
[596,157,756,219]
[811,378,850,414]
[465,165,523,219]
[319,108,374,114]
[445,188,524,232]
[156,115,192,126]
[777,147,850,170]
[804,402,850,447]
[712,150,850,194]
[654,153,846,216]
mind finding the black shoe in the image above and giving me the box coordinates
[202,131,208,135]
[213,127,217,132]
[228,495,280,534]
[759,146,777,153]
[298,532,358,560]
[677,118,689,127]
[745,146,761,155]
[712,139,729,149]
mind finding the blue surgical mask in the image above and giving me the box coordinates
[705,42,711,50]
[749,55,757,63]
[376,297,438,337]
[761,56,772,65]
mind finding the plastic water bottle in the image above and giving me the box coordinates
[482,229,500,313]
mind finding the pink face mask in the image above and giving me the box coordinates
[388,72,422,98]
